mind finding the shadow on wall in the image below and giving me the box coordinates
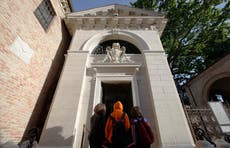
[1,141,18,148]
[39,126,73,146]
[22,19,71,143]
[0,131,18,148]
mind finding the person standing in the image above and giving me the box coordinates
[130,106,154,148]
[88,103,107,148]
[105,101,130,148]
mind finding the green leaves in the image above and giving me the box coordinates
[130,0,159,10]
[132,0,230,85]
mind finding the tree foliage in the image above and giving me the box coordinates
[131,0,230,85]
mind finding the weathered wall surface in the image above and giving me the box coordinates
[0,0,70,145]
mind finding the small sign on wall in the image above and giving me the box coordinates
[10,36,33,64]
[209,102,230,133]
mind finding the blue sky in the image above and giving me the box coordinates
[71,0,137,11]
[71,0,229,13]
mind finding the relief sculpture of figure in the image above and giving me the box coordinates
[113,43,123,63]
[103,42,133,63]
[120,46,132,63]
[103,46,113,62]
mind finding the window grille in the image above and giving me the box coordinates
[34,0,55,31]
[92,40,141,54]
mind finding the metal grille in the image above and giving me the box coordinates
[34,0,55,31]
[185,108,222,140]
[92,40,141,54]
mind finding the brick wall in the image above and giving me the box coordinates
[0,0,70,145]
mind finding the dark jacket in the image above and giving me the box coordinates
[88,112,106,148]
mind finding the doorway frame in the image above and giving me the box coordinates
[93,75,140,112]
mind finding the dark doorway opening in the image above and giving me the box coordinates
[102,82,133,117]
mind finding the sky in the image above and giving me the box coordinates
[71,0,228,12]
[71,0,137,12]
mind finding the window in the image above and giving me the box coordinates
[92,40,141,54]
[34,0,55,31]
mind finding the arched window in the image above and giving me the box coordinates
[209,77,230,109]
[92,40,141,54]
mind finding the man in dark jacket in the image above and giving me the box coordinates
[88,103,107,148]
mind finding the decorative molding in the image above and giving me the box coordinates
[64,5,167,35]
[67,50,89,53]
[59,0,72,13]
[91,63,141,68]
[64,16,167,35]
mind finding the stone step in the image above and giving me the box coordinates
[196,139,230,148]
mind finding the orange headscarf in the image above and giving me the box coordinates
[105,101,130,143]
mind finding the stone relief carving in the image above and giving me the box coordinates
[103,42,133,63]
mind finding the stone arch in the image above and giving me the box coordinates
[81,30,150,53]
[202,72,230,104]
[208,77,230,104]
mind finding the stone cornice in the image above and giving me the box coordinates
[64,4,167,36]
[66,16,165,19]
[70,4,166,17]
[64,16,167,36]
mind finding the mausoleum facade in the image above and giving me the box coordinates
[39,5,194,148]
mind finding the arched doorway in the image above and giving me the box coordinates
[92,39,141,116]
[91,39,141,116]
[209,77,230,108]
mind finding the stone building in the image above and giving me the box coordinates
[38,4,194,148]
[0,0,72,147]
[184,54,230,147]
[1,1,196,148]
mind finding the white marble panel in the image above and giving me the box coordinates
[10,36,33,64]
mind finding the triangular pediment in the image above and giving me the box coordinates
[64,4,167,35]
[68,4,165,17]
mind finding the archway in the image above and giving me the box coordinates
[89,36,143,113]
[82,30,150,53]
[201,72,230,106]
[209,77,230,108]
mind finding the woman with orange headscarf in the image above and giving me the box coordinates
[105,101,130,148]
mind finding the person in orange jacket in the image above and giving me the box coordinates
[105,101,130,148]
